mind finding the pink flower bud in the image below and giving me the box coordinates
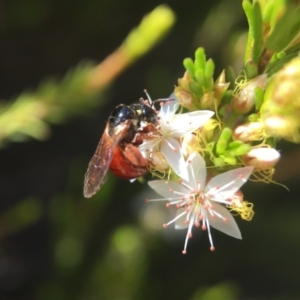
[243,148,280,169]
[233,74,267,114]
[233,122,264,142]
[175,89,198,111]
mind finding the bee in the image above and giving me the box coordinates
[83,95,158,198]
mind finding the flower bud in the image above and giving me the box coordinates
[177,71,191,92]
[232,74,267,114]
[260,57,300,142]
[242,147,280,170]
[174,88,198,111]
[213,70,230,102]
[228,190,254,221]
[200,91,216,110]
[233,122,264,142]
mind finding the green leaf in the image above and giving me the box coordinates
[195,47,206,71]
[204,59,215,90]
[195,69,205,87]
[254,86,264,110]
[243,1,263,65]
[189,81,203,97]
[183,58,195,77]
[266,8,300,51]
[265,50,300,76]
[251,1,263,64]
[216,127,232,154]
[224,144,251,157]
[228,140,243,150]
[243,0,254,64]
[245,61,258,79]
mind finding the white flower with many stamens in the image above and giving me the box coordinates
[147,152,253,253]
[139,100,214,180]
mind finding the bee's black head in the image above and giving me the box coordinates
[109,104,137,127]
[130,103,157,125]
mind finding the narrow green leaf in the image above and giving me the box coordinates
[243,0,254,64]
[245,61,258,79]
[183,58,195,77]
[224,144,251,156]
[251,1,263,64]
[228,140,243,150]
[216,127,232,154]
[204,59,215,90]
[266,9,300,51]
[195,48,206,70]
[189,82,203,97]
[254,87,264,110]
[195,69,205,87]
[223,156,237,165]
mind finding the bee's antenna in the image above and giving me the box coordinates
[143,89,153,106]
[143,89,175,106]
[152,98,175,104]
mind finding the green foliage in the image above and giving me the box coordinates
[242,0,300,77]
[0,63,99,146]
[243,0,263,67]
[0,5,175,148]
[122,5,176,59]
[183,48,215,99]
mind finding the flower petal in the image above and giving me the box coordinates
[205,167,253,201]
[183,152,207,189]
[161,137,189,180]
[170,110,214,138]
[148,180,189,199]
[206,204,242,239]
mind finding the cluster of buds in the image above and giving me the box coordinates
[143,45,300,253]
[142,0,300,252]
[175,48,228,111]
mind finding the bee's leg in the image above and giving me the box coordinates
[123,143,148,167]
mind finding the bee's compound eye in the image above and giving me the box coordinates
[143,105,157,124]
[110,105,136,126]
[130,103,157,124]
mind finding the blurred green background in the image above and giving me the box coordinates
[0,0,300,299]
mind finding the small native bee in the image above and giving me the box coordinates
[83,95,158,198]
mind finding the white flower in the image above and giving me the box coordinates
[139,99,214,180]
[147,152,253,253]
